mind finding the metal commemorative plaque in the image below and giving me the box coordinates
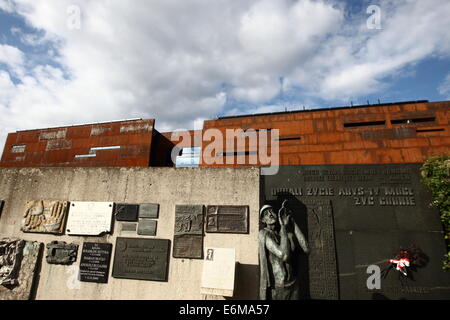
[137,219,157,236]
[173,205,204,259]
[79,242,112,283]
[174,205,204,235]
[205,205,249,234]
[139,203,159,219]
[112,237,170,281]
[173,234,203,259]
[115,204,139,222]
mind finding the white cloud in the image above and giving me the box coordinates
[0,0,450,154]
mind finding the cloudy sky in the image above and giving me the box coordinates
[1,0,450,153]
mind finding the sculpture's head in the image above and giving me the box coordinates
[260,205,277,226]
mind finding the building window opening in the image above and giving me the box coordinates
[11,145,26,153]
[344,121,386,128]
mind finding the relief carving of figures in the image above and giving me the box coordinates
[21,200,69,234]
[0,239,25,287]
[259,200,309,300]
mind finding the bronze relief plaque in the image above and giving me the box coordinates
[173,205,204,259]
[112,237,170,281]
[205,205,249,234]
[21,200,69,234]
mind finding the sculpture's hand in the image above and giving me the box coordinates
[278,207,290,227]
[43,202,66,231]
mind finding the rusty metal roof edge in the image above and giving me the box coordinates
[216,100,432,120]
[15,118,153,133]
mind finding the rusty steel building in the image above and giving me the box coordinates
[0,119,173,168]
[1,100,449,168]
[199,100,450,166]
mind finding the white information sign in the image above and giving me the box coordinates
[66,201,114,236]
[200,247,235,297]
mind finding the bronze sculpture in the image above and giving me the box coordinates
[259,200,309,300]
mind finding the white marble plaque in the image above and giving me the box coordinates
[66,202,114,236]
[200,248,236,297]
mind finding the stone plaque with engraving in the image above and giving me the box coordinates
[173,205,204,259]
[205,206,249,234]
[115,204,139,222]
[66,202,114,236]
[112,237,170,281]
[79,242,112,283]
[139,203,159,219]
[21,200,69,234]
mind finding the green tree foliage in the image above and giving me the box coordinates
[420,154,450,270]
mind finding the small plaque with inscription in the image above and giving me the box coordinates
[137,219,157,236]
[173,234,203,259]
[112,237,170,281]
[115,204,139,222]
[79,242,112,283]
[139,203,159,219]
[205,206,249,234]
[173,205,204,259]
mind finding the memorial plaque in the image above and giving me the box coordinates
[201,248,236,297]
[173,234,203,259]
[174,205,204,235]
[21,200,69,234]
[0,200,4,217]
[115,204,139,222]
[0,238,42,300]
[139,203,159,219]
[137,219,157,236]
[45,241,78,265]
[66,202,114,236]
[112,237,170,281]
[173,205,204,259]
[264,164,450,300]
[79,242,112,283]
[205,205,249,234]
[120,222,137,233]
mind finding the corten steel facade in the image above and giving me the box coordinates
[200,100,450,166]
[0,119,158,168]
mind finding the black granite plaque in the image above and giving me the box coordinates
[264,164,450,300]
[139,203,159,219]
[173,205,204,259]
[137,219,157,236]
[205,205,249,234]
[79,242,112,283]
[115,204,139,222]
[0,200,4,217]
[112,237,170,281]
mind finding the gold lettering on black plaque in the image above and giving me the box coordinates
[205,205,249,234]
[173,205,204,259]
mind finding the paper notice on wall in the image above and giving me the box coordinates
[200,247,235,297]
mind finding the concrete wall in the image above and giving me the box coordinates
[0,167,260,300]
